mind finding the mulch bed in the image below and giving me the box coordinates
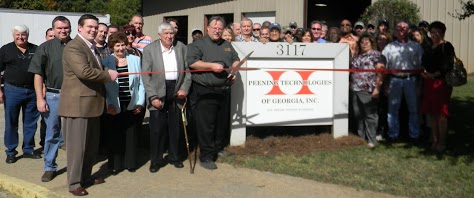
[227,132,366,157]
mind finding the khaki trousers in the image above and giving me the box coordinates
[62,117,100,191]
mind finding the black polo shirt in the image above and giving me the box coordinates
[28,37,71,89]
[0,42,37,87]
[187,35,239,87]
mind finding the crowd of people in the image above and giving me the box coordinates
[226,17,454,151]
[0,13,456,196]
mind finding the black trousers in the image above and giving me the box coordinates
[149,81,181,164]
[102,103,141,170]
[189,84,230,162]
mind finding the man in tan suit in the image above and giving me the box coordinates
[58,14,118,196]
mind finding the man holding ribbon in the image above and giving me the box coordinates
[382,20,423,143]
[186,16,240,170]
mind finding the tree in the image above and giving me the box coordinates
[1,0,141,26]
[9,0,50,10]
[107,0,141,27]
[0,0,13,8]
[450,0,474,20]
[359,0,420,33]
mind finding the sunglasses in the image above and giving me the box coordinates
[312,28,321,30]
[124,31,134,36]
[340,24,351,27]
[253,29,260,31]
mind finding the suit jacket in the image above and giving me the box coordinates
[142,40,191,110]
[103,54,145,114]
[58,36,111,118]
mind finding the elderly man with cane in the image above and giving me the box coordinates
[142,22,191,173]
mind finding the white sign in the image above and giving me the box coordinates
[230,42,350,146]
[246,60,334,125]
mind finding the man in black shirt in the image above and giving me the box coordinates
[0,24,41,164]
[187,16,240,170]
[28,16,72,182]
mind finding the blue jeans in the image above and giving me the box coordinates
[3,83,40,156]
[43,92,62,171]
[387,77,420,139]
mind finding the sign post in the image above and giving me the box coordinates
[230,42,350,146]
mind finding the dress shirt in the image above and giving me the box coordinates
[161,41,178,80]
[78,34,101,65]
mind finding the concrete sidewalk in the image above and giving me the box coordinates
[0,105,400,198]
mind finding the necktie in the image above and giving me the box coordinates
[91,46,102,67]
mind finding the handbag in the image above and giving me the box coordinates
[445,55,467,87]
[442,43,467,87]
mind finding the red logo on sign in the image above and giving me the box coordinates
[264,70,317,95]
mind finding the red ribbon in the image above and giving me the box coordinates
[119,67,424,76]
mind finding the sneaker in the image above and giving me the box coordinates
[41,171,56,182]
[6,155,16,164]
[218,150,230,158]
[200,160,217,170]
[367,143,375,148]
[376,134,383,141]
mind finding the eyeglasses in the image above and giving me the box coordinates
[397,27,408,31]
[253,29,260,31]
[340,24,351,27]
[210,27,223,31]
[312,28,321,30]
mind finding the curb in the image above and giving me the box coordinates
[0,172,63,198]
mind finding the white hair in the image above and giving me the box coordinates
[11,24,29,34]
[158,22,175,34]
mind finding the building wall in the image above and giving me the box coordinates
[143,0,305,44]
[373,0,474,73]
[143,0,473,73]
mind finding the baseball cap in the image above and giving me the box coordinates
[289,21,297,28]
[191,28,202,35]
[378,20,389,28]
[354,21,365,28]
[269,23,281,31]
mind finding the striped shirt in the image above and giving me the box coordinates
[133,35,152,52]
[116,66,131,103]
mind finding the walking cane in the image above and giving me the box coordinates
[180,98,195,174]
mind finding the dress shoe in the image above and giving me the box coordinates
[169,161,184,168]
[110,169,123,176]
[149,163,161,173]
[200,160,217,170]
[41,171,56,182]
[94,178,105,185]
[69,187,88,196]
[23,152,42,159]
[6,155,16,164]
[127,168,136,173]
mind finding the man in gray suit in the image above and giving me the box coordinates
[58,14,118,196]
[142,22,191,173]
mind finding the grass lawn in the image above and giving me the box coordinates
[221,76,474,198]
